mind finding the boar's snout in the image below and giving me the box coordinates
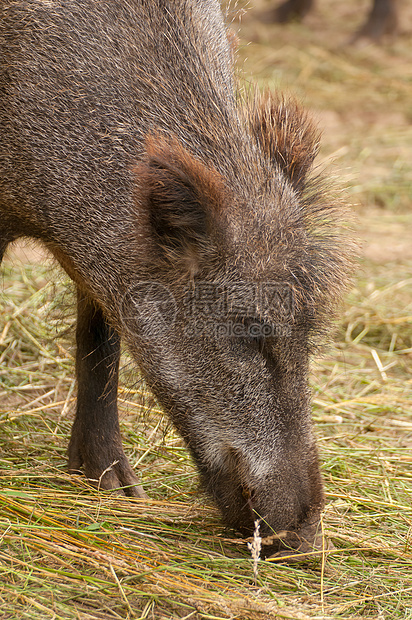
[198,440,325,552]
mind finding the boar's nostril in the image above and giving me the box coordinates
[249,488,257,502]
[242,487,259,519]
[241,483,257,501]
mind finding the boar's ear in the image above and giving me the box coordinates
[135,134,226,276]
[249,92,321,192]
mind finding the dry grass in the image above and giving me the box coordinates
[1,1,412,618]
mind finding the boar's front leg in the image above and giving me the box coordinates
[68,288,146,498]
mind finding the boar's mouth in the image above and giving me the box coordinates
[257,513,325,560]
[195,445,257,536]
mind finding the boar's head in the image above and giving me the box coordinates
[128,93,353,553]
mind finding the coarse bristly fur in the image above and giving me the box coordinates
[243,89,356,326]
[0,0,356,556]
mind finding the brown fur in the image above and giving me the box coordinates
[135,134,229,277]
[248,91,320,192]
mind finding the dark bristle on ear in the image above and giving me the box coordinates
[145,164,207,244]
[134,134,227,274]
[249,92,321,191]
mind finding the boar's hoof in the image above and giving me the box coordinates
[68,443,146,498]
[93,457,147,499]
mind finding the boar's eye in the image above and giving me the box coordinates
[243,319,273,343]
[237,318,275,353]
[237,318,280,374]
